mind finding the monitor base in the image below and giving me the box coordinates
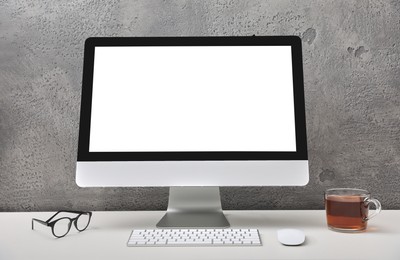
[156,187,230,228]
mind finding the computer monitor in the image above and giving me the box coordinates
[76,36,309,228]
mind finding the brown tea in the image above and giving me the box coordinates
[325,195,369,231]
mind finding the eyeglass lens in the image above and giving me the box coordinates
[53,218,72,237]
[76,213,91,231]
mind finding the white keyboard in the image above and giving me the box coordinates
[127,228,262,247]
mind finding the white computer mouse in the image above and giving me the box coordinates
[277,229,305,246]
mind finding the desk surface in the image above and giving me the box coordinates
[0,210,399,260]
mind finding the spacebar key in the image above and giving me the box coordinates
[167,241,210,245]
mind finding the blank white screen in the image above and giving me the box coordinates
[89,46,296,152]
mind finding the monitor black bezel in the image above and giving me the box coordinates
[78,36,307,161]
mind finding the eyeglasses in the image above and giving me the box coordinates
[32,211,92,238]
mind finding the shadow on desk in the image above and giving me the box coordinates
[93,210,326,229]
[225,210,326,228]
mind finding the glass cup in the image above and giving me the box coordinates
[324,188,381,232]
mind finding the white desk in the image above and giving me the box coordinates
[0,210,399,260]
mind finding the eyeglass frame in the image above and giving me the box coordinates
[32,210,92,238]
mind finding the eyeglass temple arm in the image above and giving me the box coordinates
[32,218,49,230]
[45,211,64,222]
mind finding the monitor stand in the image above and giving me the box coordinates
[156,187,230,228]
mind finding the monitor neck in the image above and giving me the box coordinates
[156,187,230,228]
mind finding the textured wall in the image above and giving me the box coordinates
[1,0,399,212]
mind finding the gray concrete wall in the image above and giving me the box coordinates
[1,0,399,212]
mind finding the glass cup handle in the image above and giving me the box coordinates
[364,198,382,221]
